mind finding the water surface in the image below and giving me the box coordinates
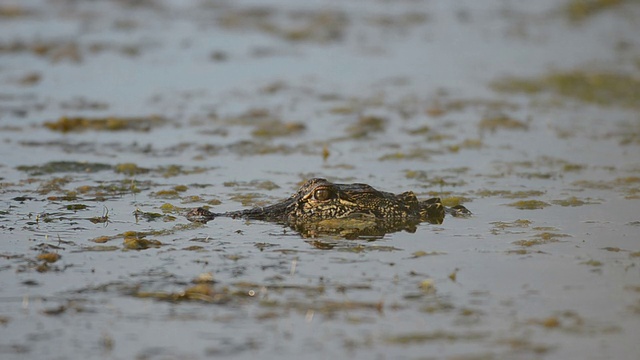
[1,0,639,359]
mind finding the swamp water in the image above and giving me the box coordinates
[0,1,639,359]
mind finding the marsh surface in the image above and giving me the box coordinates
[1,0,639,359]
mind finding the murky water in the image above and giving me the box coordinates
[1,0,639,359]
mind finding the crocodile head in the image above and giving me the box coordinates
[186,178,472,238]
[190,178,450,226]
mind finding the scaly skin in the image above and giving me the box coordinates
[186,178,470,233]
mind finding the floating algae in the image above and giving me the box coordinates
[513,232,571,247]
[551,196,599,206]
[492,70,640,109]
[563,0,630,22]
[506,200,551,210]
[478,114,528,131]
[44,115,166,132]
[114,163,149,176]
[16,161,111,176]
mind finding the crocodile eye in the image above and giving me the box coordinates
[313,188,332,201]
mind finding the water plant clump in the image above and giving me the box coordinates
[492,70,640,109]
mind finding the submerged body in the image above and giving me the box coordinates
[187,178,469,237]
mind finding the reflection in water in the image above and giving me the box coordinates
[289,215,429,239]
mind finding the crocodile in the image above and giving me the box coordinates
[186,178,470,238]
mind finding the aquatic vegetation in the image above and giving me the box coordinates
[410,250,446,258]
[403,170,468,187]
[82,180,146,197]
[182,245,206,252]
[512,239,549,247]
[526,310,620,335]
[173,185,188,192]
[490,219,532,234]
[384,331,489,344]
[37,177,71,195]
[159,203,182,213]
[508,190,546,199]
[478,115,528,131]
[113,163,206,178]
[134,284,230,303]
[78,245,119,252]
[601,246,623,252]
[506,200,551,210]
[580,259,603,267]
[572,176,640,198]
[347,115,387,138]
[114,163,149,176]
[151,189,180,199]
[378,149,432,161]
[225,140,303,155]
[223,180,280,191]
[563,163,586,172]
[219,9,347,43]
[251,120,306,138]
[44,115,166,132]
[418,279,436,294]
[228,191,276,207]
[90,236,111,243]
[1,1,638,359]
[123,237,163,250]
[0,38,145,63]
[66,204,87,211]
[0,39,81,62]
[448,269,459,282]
[513,232,571,247]
[563,0,630,22]
[551,196,599,206]
[88,207,111,224]
[16,161,111,176]
[405,125,431,135]
[37,253,61,263]
[448,138,483,152]
[441,196,469,207]
[492,70,640,109]
[133,209,176,222]
[157,165,207,178]
[180,195,203,203]
[0,5,32,18]
[432,98,520,114]
[258,296,384,315]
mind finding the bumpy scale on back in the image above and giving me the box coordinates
[186,179,470,237]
